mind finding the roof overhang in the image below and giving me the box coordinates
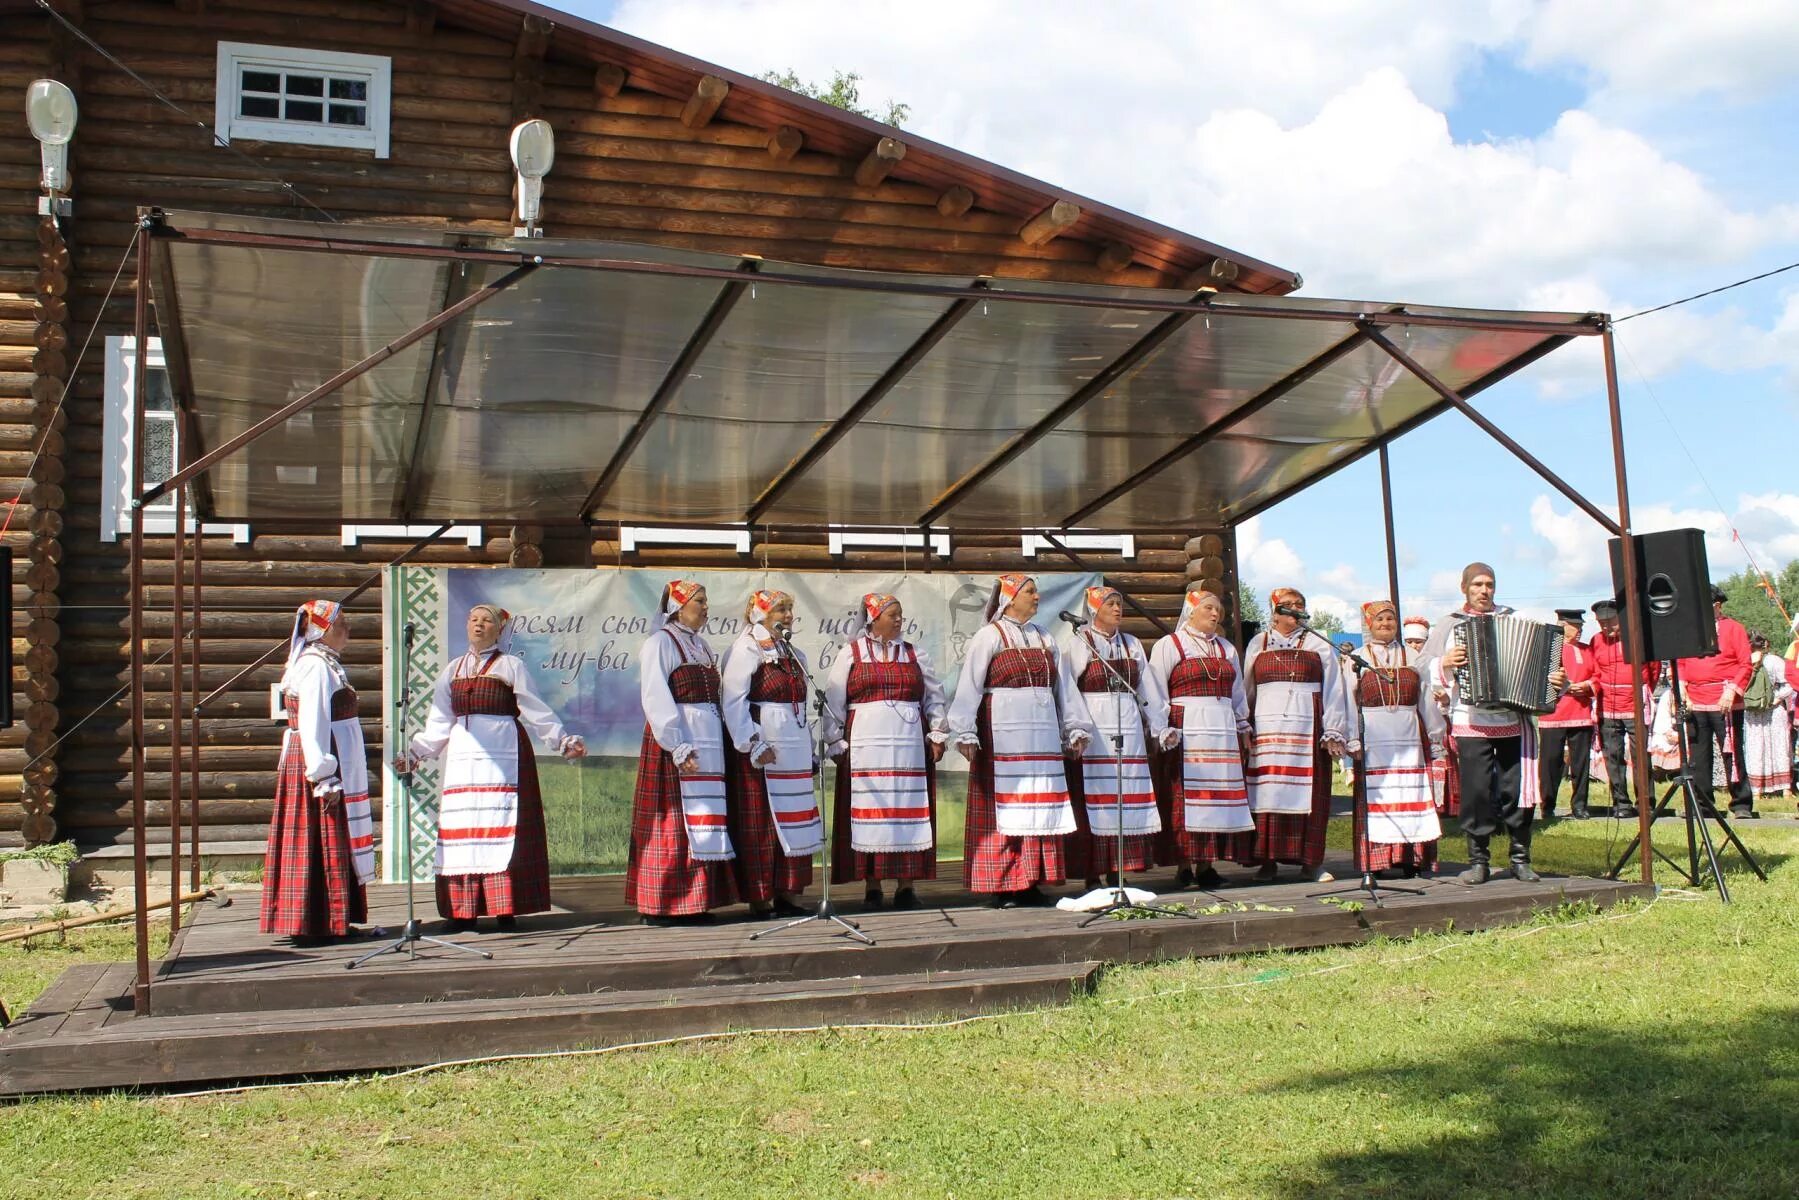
[140,209,1603,531]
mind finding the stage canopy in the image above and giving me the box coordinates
[145,210,1599,530]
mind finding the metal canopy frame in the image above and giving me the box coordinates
[121,208,1662,1016]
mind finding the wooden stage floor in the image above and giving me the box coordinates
[2,856,1651,1096]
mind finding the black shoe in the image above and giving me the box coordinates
[495,914,517,930]
[640,914,678,927]
[771,897,809,918]
[1459,834,1491,886]
[1570,805,1591,820]
[1457,863,1491,886]
[1174,865,1197,890]
[1103,871,1121,887]
[1510,857,1542,883]
[1192,866,1226,889]
[437,918,475,935]
[983,893,1015,909]
[1540,809,1557,822]
[1730,808,1760,820]
[1014,885,1052,908]
[891,887,923,911]
[863,888,884,911]
[1611,805,1638,819]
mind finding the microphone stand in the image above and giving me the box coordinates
[751,638,874,946]
[1308,638,1428,907]
[350,622,493,969]
[1065,616,1196,926]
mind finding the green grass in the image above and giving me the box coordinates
[4,806,1797,1198]
[1,924,169,1025]
[540,756,967,874]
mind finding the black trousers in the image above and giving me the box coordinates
[1537,725,1592,815]
[1457,734,1530,839]
[1683,708,1754,813]
[1598,718,1643,808]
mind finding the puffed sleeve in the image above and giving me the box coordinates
[820,641,854,753]
[289,654,341,792]
[1224,641,1252,733]
[505,654,571,751]
[1051,633,1097,747]
[719,632,763,754]
[407,666,456,762]
[947,625,997,745]
[1241,632,1264,704]
[1315,635,1351,744]
[913,643,950,741]
[1132,635,1170,738]
[639,632,692,759]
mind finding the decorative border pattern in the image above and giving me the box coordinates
[382,563,447,882]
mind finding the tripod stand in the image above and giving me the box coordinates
[350,621,493,969]
[1070,625,1195,926]
[1310,651,1430,907]
[751,647,873,946]
[1607,659,1765,901]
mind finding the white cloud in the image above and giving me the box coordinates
[1522,0,1799,105]
[1236,517,1385,628]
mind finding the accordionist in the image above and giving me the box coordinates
[1418,562,1567,886]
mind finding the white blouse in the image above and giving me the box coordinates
[1148,628,1251,734]
[946,617,1094,748]
[638,622,719,763]
[408,647,571,760]
[1242,627,1351,744]
[819,634,951,752]
[1060,626,1170,740]
[719,624,813,755]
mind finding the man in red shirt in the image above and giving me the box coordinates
[1590,599,1659,819]
[1538,608,1596,820]
[1677,585,1757,819]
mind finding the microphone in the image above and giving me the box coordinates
[1274,603,1310,620]
[1059,609,1089,628]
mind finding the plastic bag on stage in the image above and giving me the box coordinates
[1056,886,1159,912]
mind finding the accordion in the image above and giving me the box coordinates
[1454,614,1564,715]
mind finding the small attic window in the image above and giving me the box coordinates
[215,42,391,157]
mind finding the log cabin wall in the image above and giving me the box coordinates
[3,0,1247,850]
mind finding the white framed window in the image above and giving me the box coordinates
[829,528,952,558]
[342,524,485,548]
[101,336,249,544]
[619,526,751,554]
[215,42,391,158]
[1021,531,1136,560]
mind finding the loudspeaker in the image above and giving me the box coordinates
[1607,527,1716,661]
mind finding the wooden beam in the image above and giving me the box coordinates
[593,62,627,98]
[1096,241,1133,273]
[511,13,553,121]
[936,185,975,218]
[514,12,554,61]
[1018,200,1080,247]
[681,75,729,129]
[766,125,803,162]
[854,136,907,188]
[406,1,434,38]
[1180,258,1240,289]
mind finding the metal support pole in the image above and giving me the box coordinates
[189,524,203,892]
[1603,324,1656,884]
[129,223,152,1014]
[169,482,186,935]
[1038,530,1171,637]
[1378,443,1401,618]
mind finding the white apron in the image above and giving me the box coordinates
[1076,641,1159,836]
[1360,704,1441,845]
[988,636,1075,838]
[847,641,935,854]
[667,631,733,861]
[435,655,523,877]
[1249,660,1323,815]
[1177,702,1255,835]
[752,657,825,856]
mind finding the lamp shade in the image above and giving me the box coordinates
[26,79,78,145]
[508,119,554,180]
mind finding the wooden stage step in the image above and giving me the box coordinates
[1,961,1100,1095]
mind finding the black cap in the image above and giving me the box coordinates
[1591,599,1619,618]
[1710,584,1727,604]
[1555,608,1584,623]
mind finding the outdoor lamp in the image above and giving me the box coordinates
[509,118,554,237]
[26,78,78,213]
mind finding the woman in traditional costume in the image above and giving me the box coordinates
[1244,587,1350,883]
[626,580,738,926]
[947,574,1093,907]
[822,593,949,911]
[396,603,584,933]
[1742,631,1795,799]
[721,589,821,919]
[1149,588,1256,889]
[260,600,376,942]
[1062,585,1168,890]
[1349,600,1444,878]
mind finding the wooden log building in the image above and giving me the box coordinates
[0,0,1297,852]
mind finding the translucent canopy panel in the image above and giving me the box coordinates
[148,211,1593,528]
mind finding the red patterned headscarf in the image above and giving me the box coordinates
[1084,586,1119,617]
[746,588,787,627]
[284,599,342,675]
[1360,599,1396,633]
[1269,587,1305,615]
[654,579,704,633]
[984,573,1034,622]
[850,592,901,640]
[1179,587,1224,631]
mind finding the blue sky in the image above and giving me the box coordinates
[558,1,1799,630]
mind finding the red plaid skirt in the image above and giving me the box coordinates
[963,647,1068,893]
[1440,733,1462,818]
[727,660,814,901]
[831,652,938,884]
[1152,654,1254,867]
[435,730,552,918]
[625,725,738,917]
[1068,652,1153,876]
[260,720,368,938]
